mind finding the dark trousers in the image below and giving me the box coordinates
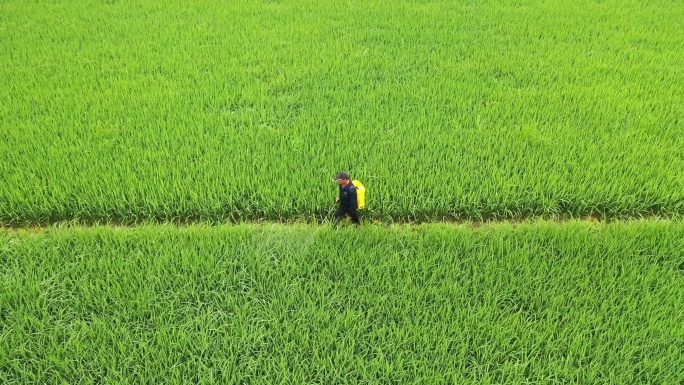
[333,206,360,227]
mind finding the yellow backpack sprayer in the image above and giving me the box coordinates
[352,180,366,209]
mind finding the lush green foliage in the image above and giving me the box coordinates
[2,1,683,382]
[2,221,683,383]
[1,0,683,223]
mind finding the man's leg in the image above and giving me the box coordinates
[332,206,346,228]
[349,210,361,226]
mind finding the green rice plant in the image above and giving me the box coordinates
[1,220,683,383]
[0,0,683,223]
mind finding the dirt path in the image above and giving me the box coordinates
[1,213,679,233]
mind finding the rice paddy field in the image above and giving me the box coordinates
[2,222,684,383]
[2,0,684,383]
[1,0,683,223]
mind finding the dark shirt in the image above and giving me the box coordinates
[339,182,358,212]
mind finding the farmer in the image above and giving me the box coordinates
[332,171,360,227]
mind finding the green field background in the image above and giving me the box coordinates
[1,0,683,222]
[2,221,683,383]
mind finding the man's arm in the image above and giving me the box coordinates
[348,185,358,211]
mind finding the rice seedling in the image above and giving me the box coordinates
[1,220,683,383]
[1,0,683,223]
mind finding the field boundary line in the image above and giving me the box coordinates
[1,214,681,233]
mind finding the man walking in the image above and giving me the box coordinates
[332,171,360,227]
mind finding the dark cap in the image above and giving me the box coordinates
[332,171,350,182]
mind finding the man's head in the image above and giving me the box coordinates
[332,171,350,185]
